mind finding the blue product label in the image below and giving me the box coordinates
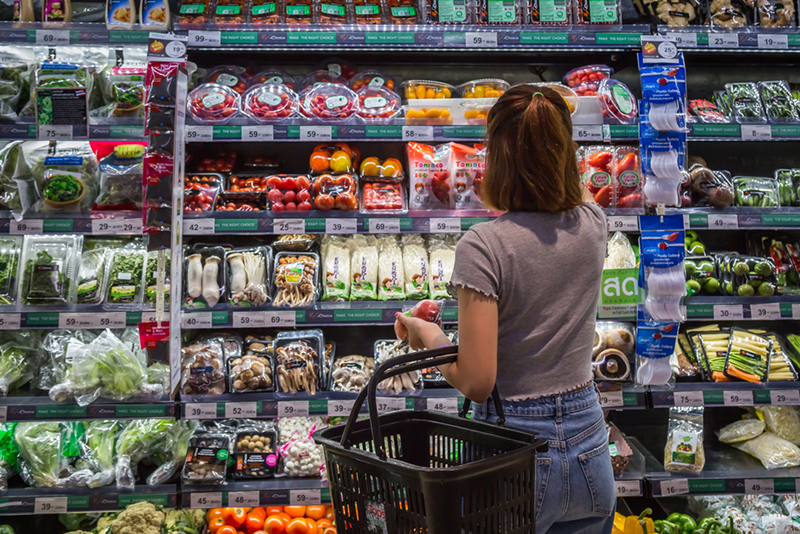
[636,315,678,360]
[640,215,685,268]
[638,55,687,103]
[640,130,686,176]
[42,62,80,72]
[44,156,83,166]
[142,0,168,24]
[641,101,686,131]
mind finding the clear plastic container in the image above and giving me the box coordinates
[477,0,522,23]
[309,144,355,174]
[19,235,82,306]
[758,80,799,123]
[598,78,637,125]
[726,82,767,124]
[202,66,249,95]
[318,0,350,23]
[301,83,358,122]
[228,350,274,392]
[353,0,384,23]
[387,0,419,22]
[359,156,404,179]
[181,336,226,395]
[529,0,571,24]
[273,252,320,308]
[274,334,324,394]
[457,78,509,98]
[733,176,781,207]
[312,174,358,211]
[105,242,146,306]
[563,64,613,89]
[183,246,226,310]
[349,70,398,92]
[461,99,493,124]
[226,246,271,308]
[249,70,297,90]
[402,80,455,100]
[284,0,314,22]
[537,83,579,116]
[250,0,282,24]
[300,70,347,89]
[187,83,240,124]
[425,0,473,23]
[0,237,21,306]
[613,146,643,209]
[182,433,230,484]
[575,0,619,24]
[361,180,408,213]
[243,84,299,123]
[403,99,460,124]
[355,86,401,121]
[184,178,220,213]
[175,0,211,23]
[213,0,247,26]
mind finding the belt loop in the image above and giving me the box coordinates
[555,396,562,422]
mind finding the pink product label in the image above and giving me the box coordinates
[266,454,278,466]
[619,171,640,187]
[44,0,67,20]
[590,171,611,188]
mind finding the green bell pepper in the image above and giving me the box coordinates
[667,513,697,533]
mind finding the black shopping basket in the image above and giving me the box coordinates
[314,345,549,534]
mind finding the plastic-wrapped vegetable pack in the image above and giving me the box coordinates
[94,144,144,211]
[105,242,146,306]
[19,234,82,306]
[718,419,766,443]
[80,420,122,488]
[664,406,705,472]
[147,420,197,486]
[733,432,800,469]
[757,406,800,445]
[115,418,175,490]
[15,422,93,488]
[278,417,326,478]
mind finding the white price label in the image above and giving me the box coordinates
[683,213,691,230]
[188,30,222,46]
[710,33,739,48]
[615,480,642,497]
[228,491,260,507]
[183,218,215,235]
[369,218,400,234]
[758,33,788,49]
[741,124,772,140]
[326,218,357,234]
[0,406,7,423]
[674,390,705,407]
[752,303,781,320]
[427,397,459,413]
[233,312,266,327]
[59,313,121,329]
[660,479,689,496]
[300,126,332,141]
[771,390,800,405]
[264,311,296,327]
[572,125,603,141]
[273,219,306,234]
[714,304,744,321]
[328,399,356,417]
[278,401,309,417]
[140,312,161,324]
[92,219,115,235]
[745,478,775,495]
[113,219,141,234]
[724,390,754,406]
[607,216,639,232]
[0,314,21,330]
[35,29,70,45]
[241,125,274,141]
[465,32,498,47]
[402,125,434,141]
[708,214,739,229]
[190,492,222,509]
[793,303,800,320]
[186,126,213,142]
[34,497,67,514]
[291,489,321,505]
[430,218,460,233]
[39,124,73,140]
[666,32,697,48]
[181,312,213,329]
[225,402,258,418]
[375,397,406,413]
[186,403,218,419]
[10,219,43,235]
[599,390,624,408]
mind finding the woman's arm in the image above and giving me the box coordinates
[394,287,498,403]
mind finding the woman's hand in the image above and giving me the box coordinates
[394,313,449,350]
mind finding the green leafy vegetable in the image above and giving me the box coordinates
[43,173,83,203]
[21,250,69,305]
[72,330,147,404]
[107,247,144,304]
[0,343,33,396]
[14,422,64,487]
[0,238,20,304]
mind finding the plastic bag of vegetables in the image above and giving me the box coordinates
[114,419,174,490]
[0,341,39,397]
[15,422,93,488]
[0,423,18,491]
[80,420,122,488]
[147,420,198,486]
[40,329,97,401]
[0,47,35,123]
[92,48,146,119]
[0,141,36,216]
[23,141,100,214]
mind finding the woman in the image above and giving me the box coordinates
[394,85,614,534]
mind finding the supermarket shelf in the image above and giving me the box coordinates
[661,26,800,53]
[0,395,176,421]
[673,207,800,229]
[0,211,142,235]
[0,122,145,141]
[0,485,177,515]
[684,296,800,321]
[599,383,648,410]
[651,381,800,409]
[689,122,800,140]
[182,479,330,509]
[615,437,647,498]
[0,308,163,329]
[0,22,152,45]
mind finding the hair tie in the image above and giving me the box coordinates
[532,92,543,99]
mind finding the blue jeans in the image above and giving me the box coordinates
[473,384,616,534]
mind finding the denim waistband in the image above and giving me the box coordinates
[473,382,600,418]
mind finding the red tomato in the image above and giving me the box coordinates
[226,508,247,527]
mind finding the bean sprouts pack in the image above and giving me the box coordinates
[321,235,351,301]
[428,234,456,299]
[377,236,405,300]
[349,234,378,300]
[402,234,429,299]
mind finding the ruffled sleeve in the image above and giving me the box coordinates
[446,228,500,300]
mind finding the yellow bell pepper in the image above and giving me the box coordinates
[613,512,626,534]
[624,509,655,534]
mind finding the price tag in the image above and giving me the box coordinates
[375,397,406,413]
[615,480,641,497]
[291,489,321,505]
[0,406,7,423]
[190,493,222,509]
[683,213,691,230]
[741,124,772,140]
[35,29,70,45]
[674,390,705,407]
[278,401,309,417]
[660,479,689,496]
[771,390,800,405]
[465,32,498,47]
[793,304,800,320]
[599,390,624,408]
[264,311,296,327]
[758,33,788,49]
[92,219,115,235]
[0,314,21,330]
[369,218,400,234]
[714,304,744,320]
[430,218,460,233]
[328,399,356,417]
[241,125,274,141]
[228,491,260,507]
[183,218,215,235]
[233,312,266,327]
[572,125,603,141]
[709,33,739,48]
[181,312,213,329]
[752,303,781,320]
[34,497,67,514]
[300,126,332,141]
[273,219,306,234]
[186,403,218,419]
[745,478,775,495]
[9,219,43,235]
[724,390,754,406]
[708,213,739,229]
[666,32,698,48]
[60,313,120,328]
[402,126,434,141]
[640,35,679,63]
[188,30,222,47]
[326,218,357,234]
[113,219,141,234]
[225,402,258,418]
[38,125,73,140]
[140,312,161,324]
[427,397,459,413]
[607,216,639,232]
[186,126,213,142]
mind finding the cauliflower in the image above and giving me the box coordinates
[109,501,165,534]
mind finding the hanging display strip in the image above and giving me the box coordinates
[0,124,145,140]
[691,122,800,139]
[0,399,176,421]
[0,486,177,515]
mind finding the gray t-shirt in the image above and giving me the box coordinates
[448,203,607,401]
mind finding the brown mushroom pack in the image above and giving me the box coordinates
[593,321,635,382]
[274,330,325,394]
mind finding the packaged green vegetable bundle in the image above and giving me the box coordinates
[0,47,36,123]
[724,328,773,383]
[25,141,100,214]
[0,237,21,306]
[114,419,175,490]
[93,48,146,119]
[147,420,197,486]
[733,176,781,207]
[94,144,144,211]
[80,420,122,488]
[105,241,145,306]
[40,329,96,401]
[14,422,93,488]
[0,341,39,397]
[18,234,82,306]
[719,254,778,298]
[758,81,800,123]
[775,169,800,207]
[726,82,767,123]
[144,250,170,304]
[0,423,18,491]
[0,142,32,215]
[76,248,110,305]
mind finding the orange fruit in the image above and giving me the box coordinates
[305,518,316,530]
[381,158,402,178]
[315,518,333,532]
[359,157,380,176]
[324,506,335,520]
[333,142,352,158]
[285,506,306,519]
[266,507,284,516]
[305,505,326,521]
[208,517,226,534]
[322,528,337,534]
[309,151,330,173]
[208,509,226,522]
[263,516,286,534]
[217,527,238,534]
[329,150,351,173]
[286,518,310,534]
[275,512,292,526]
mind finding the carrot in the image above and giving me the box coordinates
[725,366,762,384]
[711,371,732,382]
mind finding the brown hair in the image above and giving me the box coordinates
[482,85,583,212]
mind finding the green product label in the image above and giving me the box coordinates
[391,5,415,15]
[619,171,639,187]
[179,3,204,13]
[539,0,567,21]
[589,0,616,22]
[487,0,516,21]
[670,430,698,466]
[321,2,345,15]
[216,4,240,14]
[217,449,229,460]
[438,0,467,21]
[356,3,379,14]
[601,268,639,305]
[590,171,611,188]
[612,85,633,114]
[252,2,276,13]
[286,4,310,14]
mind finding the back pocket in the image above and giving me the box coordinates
[535,456,551,521]
[579,443,615,517]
